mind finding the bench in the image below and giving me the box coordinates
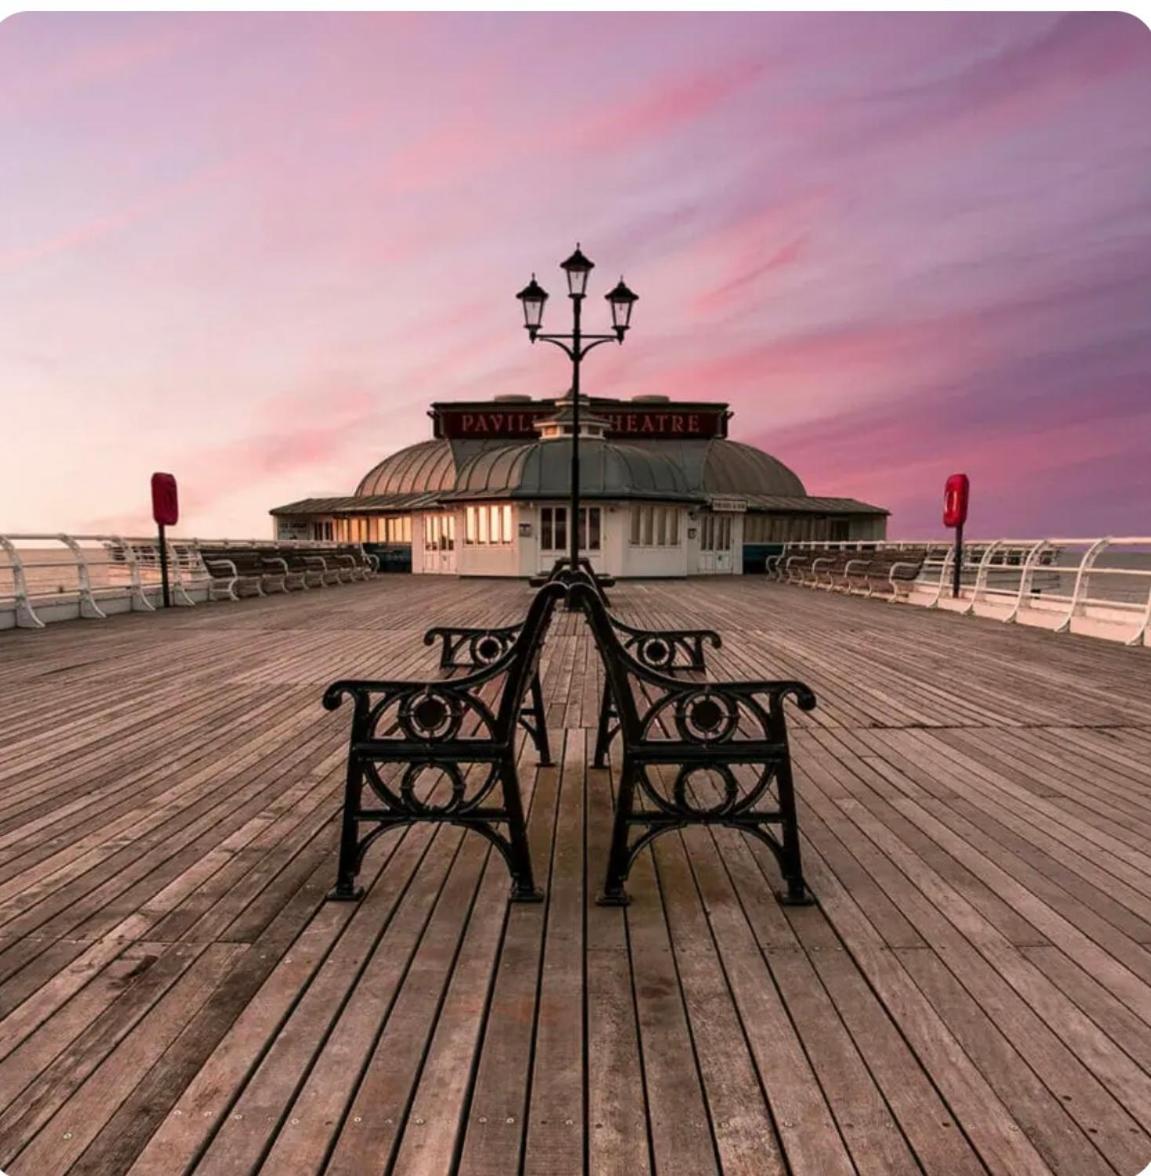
[773,547,929,599]
[571,580,816,908]
[422,617,552,766]
[844,548,929,598]
[422,599,718,774]
[322,581,565,903]
[591,611,722,769]
[529,555,615,597]
[199,543,377,599]
[201,550,273,600]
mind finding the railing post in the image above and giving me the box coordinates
[1004,540,1049,624]
[926,546,953,608]
[118,535,155,612]
[59,534,106,620]
[964,540,1001,615]
[1129,579,1151,647]
[0,535,45,629]
[1055,538,1109,634]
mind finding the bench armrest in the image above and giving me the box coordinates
[423,622,525,669]
[204,558,238,577]
[607,612,721,672]
[630,675,817,750]
[889,560,924,578]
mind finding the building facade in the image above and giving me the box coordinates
[270,394,888,577]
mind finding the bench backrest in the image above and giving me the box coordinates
[573,582,814,750]
[323,581,563,748]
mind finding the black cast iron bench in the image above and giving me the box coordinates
[529,555,615,596]
[322,581,565,903]
[422,595,718,773]
[591,612,721,768]
[571,580,816,908]
[422,614,553,767]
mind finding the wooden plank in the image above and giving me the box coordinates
[0,574,1147,1175]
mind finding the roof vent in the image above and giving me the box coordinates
[632,394,671,403]
[493,394,532,402]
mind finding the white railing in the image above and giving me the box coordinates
[769,538,1151,647]
[0,535,372,631]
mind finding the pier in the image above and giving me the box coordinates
[1,577,1150,1174]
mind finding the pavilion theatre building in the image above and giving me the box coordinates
[270,394,888,577]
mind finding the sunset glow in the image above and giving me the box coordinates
[3,12,1149,537]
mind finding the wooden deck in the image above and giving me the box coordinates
[1,576,1150,1176]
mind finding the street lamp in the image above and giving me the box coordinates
[516,244,638,580]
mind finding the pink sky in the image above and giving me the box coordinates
[2,12,1149,539]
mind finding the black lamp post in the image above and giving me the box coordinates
[516,245,638,576]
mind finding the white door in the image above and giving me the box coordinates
[422,514,457,574]
[538,505,603,573]
[698,513,734,574]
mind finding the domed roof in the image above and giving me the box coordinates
[702,439,806,497]
[356,439,455,497]
[351,428,804,502]
[454,438,692,499]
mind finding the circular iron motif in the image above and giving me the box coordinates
[690,697,724,732]
[400,763,467,813]
[640,637,671,667]
[673,764,739,815]
[674,689,737,744]
[475,635,503,662]
[401,689,462,742]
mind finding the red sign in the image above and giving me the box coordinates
[151,472,179,526]
[433,404,728,440]
[943,473,969,529]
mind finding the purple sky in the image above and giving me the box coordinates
[3,12,1150,539]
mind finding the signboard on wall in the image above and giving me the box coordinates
[432,400,729,441]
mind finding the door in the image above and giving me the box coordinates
[422,513,456,574]
[539,505,602,573]
[698,512,734,574]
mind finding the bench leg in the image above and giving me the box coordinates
[775,760,814,906]
[592,685,614,769]
[501,757,543,903]
[524,673,552,767]
[328,761,366,901]
[597,762,637,906]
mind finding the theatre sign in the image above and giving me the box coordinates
[431,398,730,441]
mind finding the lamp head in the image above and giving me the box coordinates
[605,277,638,339]
[560,244,594,297]
[516,274,549,338]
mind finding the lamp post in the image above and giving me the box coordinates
[517,246,637,578]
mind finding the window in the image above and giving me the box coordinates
[540,506,600,551]
[540,506,565,551]
[700,513,733,551]
[628,506,681,548]
[312,521,333,541]
[464,504,513,545]
[422,513,455,551]
[380,515,411,544]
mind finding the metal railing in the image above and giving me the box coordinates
[0,534,369,630]
[768,537,1151,647]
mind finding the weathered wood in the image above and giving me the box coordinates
[0,574,1148,1175]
